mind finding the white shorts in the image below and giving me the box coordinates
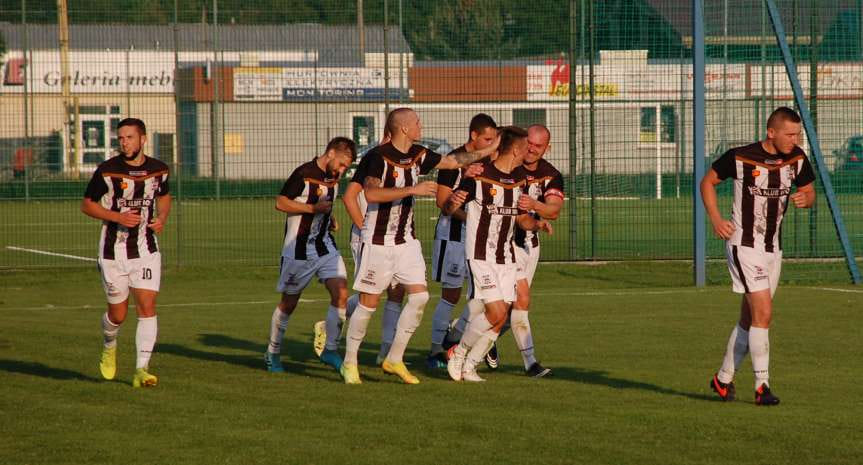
[467,259,517,304]
[726,243,782,296]
[98,252,161,304]
[277,252,347,295]
[515,244,541,286]
[353,240,427,294]
[431,239,467,289]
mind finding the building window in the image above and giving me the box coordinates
[513,108,546,128]
[640,106,676,143]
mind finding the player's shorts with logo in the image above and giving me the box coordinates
[98,252,161,304]
[467,259,517,304]
[514,244,541,286]
[431,239,467,289]
[353,239,427,294]
[725,242,782,296]
[277,251,347,295]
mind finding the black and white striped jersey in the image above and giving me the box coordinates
[514,158,565,249]
[84,155,170,260]
[713,142,815,252]
[279,160,339,260]
[360,142,442,245]
[434,145,468,243]
[457,160,527,265]
[349,152,372,242]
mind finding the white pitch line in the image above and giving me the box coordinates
[6,246,96,262]
[531,289,705,297]
[806,286,863,294]
[3,299,320,312]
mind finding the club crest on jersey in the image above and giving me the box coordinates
[316,187,324,196]
[752,170,760,177]
[392,171,399,178]
[489,187,498,196]
[120,181,129,190]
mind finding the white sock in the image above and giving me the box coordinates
[379,300,401,357]
[448,299,484,344]
[387,292,429,363]
[267,307,291,354]
[101,312,120,349]
[324,305,345,352]
[749,327,770,389]
[466,329,499,370]
[459,311,493,352]
[430,298,456,353]
[345,304,374,365]
[510,309,536,370]
[135,316,158,369]
[717,324,749,384]
[346,294,359,319]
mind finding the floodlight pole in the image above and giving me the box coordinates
[693,0,706,287]
[764,0,862,284]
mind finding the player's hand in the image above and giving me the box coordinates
[448,189,468,209]
[115,211,142,228]
[464,163,484,178]
[710,217,736,240]
[329,217,339,232]
[313,199,333,214]
[412,181,438,197]
[790,191,810,208]
[537,219,553,235]
[518,194,536,212]
[147,217,166,234]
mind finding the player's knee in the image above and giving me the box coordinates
[406,291,429,310]
[332,287,349,308]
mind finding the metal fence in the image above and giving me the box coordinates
[1,1,861,284]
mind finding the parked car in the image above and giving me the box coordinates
[832,135,863,171]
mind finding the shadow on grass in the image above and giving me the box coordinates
[185,332,433,381]
[0,359,100,382]
[534,365,716,402]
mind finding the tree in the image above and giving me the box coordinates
[407,0,519,60]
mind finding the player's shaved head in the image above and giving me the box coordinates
[527,124,551,144]
[386,107,416,135]
[767,106,801,129]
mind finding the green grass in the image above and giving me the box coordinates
[2,194,861,283]
[2,263,862,464]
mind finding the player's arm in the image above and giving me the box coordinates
[436,184,467,221]
[435,138,499,170]
[790,182,815,208]
[276,195,331,215]
[518,194,563,220]
[343,181,365,229]
[516,213,553,235]
[363,176,437,202]
[81,198,141,228]
[147,194,172,234]
[700,168,735,240]
[442,189,469,216]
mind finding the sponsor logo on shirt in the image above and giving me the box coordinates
[117,198,153,208]
[747,186,790,198]
[485,205,520,216]
[129,170,148,176]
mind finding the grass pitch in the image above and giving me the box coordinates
[2,262,861,465]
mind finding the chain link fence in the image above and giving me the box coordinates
[1,1,860,284]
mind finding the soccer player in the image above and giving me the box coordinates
[427,113,498,369]
[701,107,815,405]
[444,126,552,382]
[312,133,407,367]
[263,137,356,374]
[81,118,171,388]
[340,107,499,385]
[507,123,564,377]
